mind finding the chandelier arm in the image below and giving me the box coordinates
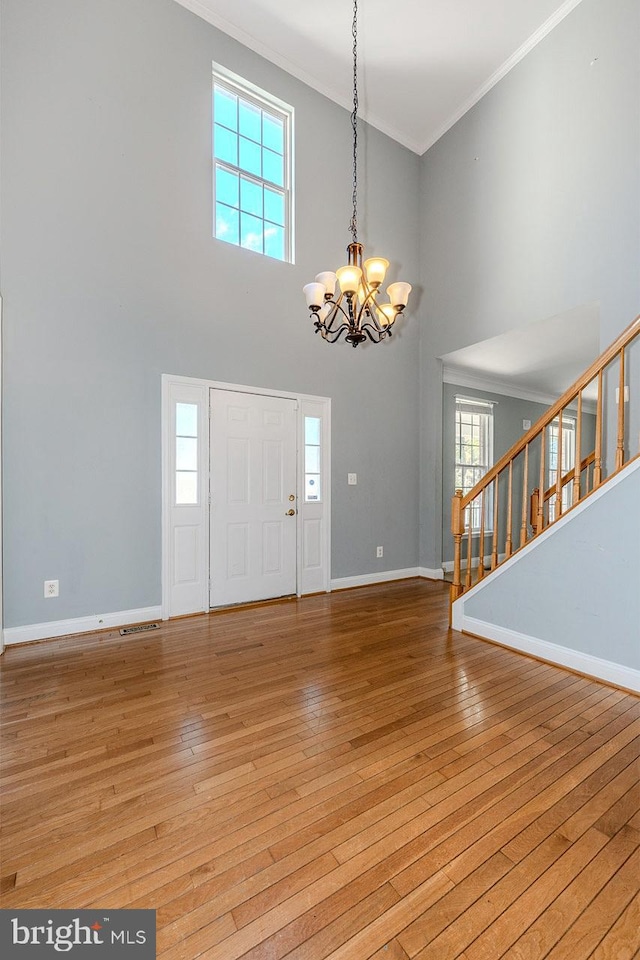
[360,323,388,344]
[360,312,386,335]
[356,288,390,334]
[360,288,383,329]
[362,317,391,343]
[321,299,352,332]
[319,323,349,344]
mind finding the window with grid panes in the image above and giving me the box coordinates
[175,402,198,505]
[213,66,293,262]
[454,397,494,530]
[547,416,576,521]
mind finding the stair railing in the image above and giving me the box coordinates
[530,450,596,531]
[450,314,640,615]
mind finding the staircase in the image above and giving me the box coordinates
[449,314,640,619]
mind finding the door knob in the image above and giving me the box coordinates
[285,508,296,516]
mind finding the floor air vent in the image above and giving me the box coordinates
[119,623,160,636]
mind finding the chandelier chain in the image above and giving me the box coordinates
[302,0,412,345]
[349,0,359,243]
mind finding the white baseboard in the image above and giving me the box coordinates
[5,571,445,643]
[459,615,640,693]
[331,567,421,591]
[418,566,444,581]
[4,606,163,646]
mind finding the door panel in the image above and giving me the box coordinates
[303,517,322,571]
[173,526,200,584]
[228,438,249,502]
[227,523,249,579]
[210,389,297,606]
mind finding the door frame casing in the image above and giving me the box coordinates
[162,374,331,620]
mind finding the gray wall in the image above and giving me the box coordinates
[419,0,640,570]
[1,0,638,632]
[464,462,640,669]
[0,0,421,627]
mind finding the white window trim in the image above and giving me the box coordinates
[212,61,295,263]
[455,396,495,534]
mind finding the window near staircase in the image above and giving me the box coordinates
[548,416,576,521]
[455,397,494,531]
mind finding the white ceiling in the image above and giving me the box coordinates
[174,0,584,154]
[440,304,601,402]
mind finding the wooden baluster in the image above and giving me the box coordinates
[465,507,473,590]
[450,490,464,618]
[505,460,513,558]
[594,369,603,488]
[530,486,539,535]
[537,429,545,533]
[573,391,583,505]
[555,408,563,520]
[521,443,529,547]
[616,348,625,470]
[491,475,499,569]
[478,489,486,581]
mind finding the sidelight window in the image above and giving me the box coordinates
[304,416,322,502]
[175,402,198,505]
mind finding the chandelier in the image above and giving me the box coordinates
[303,0,412,347]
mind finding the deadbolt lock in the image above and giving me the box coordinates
[288,494,296,501]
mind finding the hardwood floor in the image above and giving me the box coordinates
[1,579,639,959]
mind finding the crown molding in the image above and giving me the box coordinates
[417,0,586,154]
[443,365,563,407]
[442,364,596,414]
[173,0,424,154]
[174,0,585,157]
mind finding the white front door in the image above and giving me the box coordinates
[209,389,298,606]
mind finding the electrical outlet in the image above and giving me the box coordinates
[376,546,383,558]
[44,579,59,598]
[348,473,357,485]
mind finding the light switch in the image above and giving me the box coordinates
[616,386,629,403]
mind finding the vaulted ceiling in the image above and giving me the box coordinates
[174,0,584,154]
[175,0,596,398]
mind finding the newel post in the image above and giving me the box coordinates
[530,488,539,535]
[450,490,464,623]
